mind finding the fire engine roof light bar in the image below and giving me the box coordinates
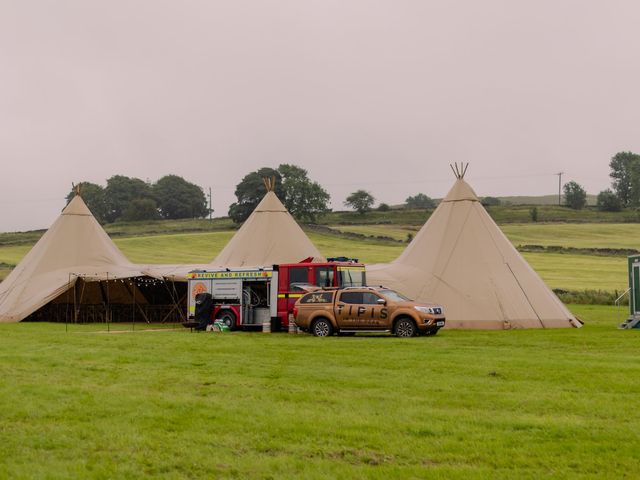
[327,257,359,263]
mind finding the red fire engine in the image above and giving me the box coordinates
[187,258,366,330]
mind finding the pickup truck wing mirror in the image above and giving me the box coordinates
[376,298,386,305]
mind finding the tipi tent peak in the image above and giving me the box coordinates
[263,176,277,192]
[450,162,469,179]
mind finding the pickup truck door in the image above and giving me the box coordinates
[335,291,363,328]
[335,291,386,328]
[361,292,387,328]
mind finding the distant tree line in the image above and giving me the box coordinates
[67,175,208,223]
[79,152,640,225]
[231,164,458,222]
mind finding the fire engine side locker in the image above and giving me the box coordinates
[213,278,243,326]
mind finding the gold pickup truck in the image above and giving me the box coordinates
[293,286,445,337]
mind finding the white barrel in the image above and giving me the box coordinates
[262,321,271,333]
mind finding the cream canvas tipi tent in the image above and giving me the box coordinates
[368,164,581,329]
[142,178,325,281]
[210,178,324,267]
[0,194,145,322]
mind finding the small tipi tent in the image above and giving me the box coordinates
[211,178,324,267]
[368,164,581,329]
[0,194,146,322]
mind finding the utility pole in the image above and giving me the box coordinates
[556,172,564,206]
[208,187,213,220]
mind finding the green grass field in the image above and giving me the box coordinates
[116,232,235,264]
[520,253,626,292]
[1,305,638,479]
[501,223,640,249]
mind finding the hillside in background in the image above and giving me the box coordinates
[1,203,637,250]
[0,207,637,298]
[496,194,597,206]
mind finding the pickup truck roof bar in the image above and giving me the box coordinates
[322,285,387,291]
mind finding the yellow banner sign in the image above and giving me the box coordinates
[189,271,272,279]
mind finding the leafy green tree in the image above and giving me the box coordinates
[610,151,640,207]
[481,196,501,207]
[153,175,208,219]
[65,182,108,223]
[228,165,330,223]
[344,190,375,214]
[104,175,153,223]
[597,189,622,212]
[120,198,160,221]
[563,181,587,210]
[278,164,330,222]
[377,203,391,212]
[529,206,538,222]
[405,193,436,209]
[228,168,283,223]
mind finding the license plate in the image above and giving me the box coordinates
[436,321,445,327]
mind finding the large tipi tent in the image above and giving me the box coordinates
[0,194,148,323]
[368,164,581,329]
[210,178,324,267]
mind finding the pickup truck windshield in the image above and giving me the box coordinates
[379,289,411,302]
[338,267,366,287]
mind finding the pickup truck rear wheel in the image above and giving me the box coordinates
[312,318,334,337]
[395,318,417,337]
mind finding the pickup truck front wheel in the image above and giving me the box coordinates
[394,318,417,337]
[312,318,334,337]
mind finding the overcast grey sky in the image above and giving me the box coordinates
[1,0,639,232]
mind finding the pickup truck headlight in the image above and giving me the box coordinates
[414,306,444,315]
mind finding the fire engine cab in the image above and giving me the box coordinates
[187,259,366,331]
